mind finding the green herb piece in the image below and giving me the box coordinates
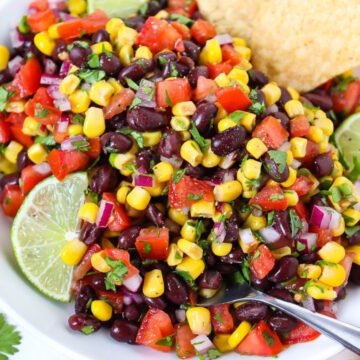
[251,249,261,262]
[0,313,21,359]
[125,77,139,91]
[77,69,106,84]
[334,75,355,92]
[281,276,297,287]
[338,183,352,197]
[240,154,249,169]
[175,270,198,291]
[85,189,100,204]
[196,350,206,360]
[73,113,85,125]
[175,251,183,260]
[172,168,187,185]
[165,90,173,107]
[207,349,222,359]
[169,13,195,26]
[143,242,152,254]
[180,303,191,310]
[104,257,128,292]
[241,257,251,283]
[249,100,265,115]
[128,96,142,110]
[267,210,275,226]
[81,325,95,335]
[262,330,274,347]
[118,128,144,148]
[214,312,224,325]
[197,239,210,251]
[331,186,342,203]
[0,87,15,112]
[158,56,167,68]
[87,53,100,69]
[34,134,56,146]
[289,209,303,238]
[228,111,246,124]
[297,168,310,177]
[345,225,360,237]
[155,334,174,347]
[189,121,209,153]
[67,41,89,51]
[170,62,179,77]
[233,271,245,285]
[71,139,91,152]
[188,193,203,201]
[19,16,30,34]
[316,260,337,267]
[296,241,306,252]
[268,150,287,173]
[349,156,360,182]
[269,193,284,201]
[4,198,12,205]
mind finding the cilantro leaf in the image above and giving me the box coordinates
[104,257,128,292]
[345,225,360,237]
[0,313,21,359]
[189,121,209,153]
[172,168,186,185]
[81,325,95,335]
[87,54,100,69]
[188,193,203,201]
[118,128,144,148]
[268,150,287,173]
[143,242,152,254]
[208,349,222,359]
[349,156,360,182]
[128,96,142,110]
[241,257,251,283]
[296,241,306,252]
[67,41,89,51]
[262,330,274,347]
[0,87,14,112]
[169,13,194,26]
[155,334,174,347]
[175,270,198,291]
[165,90,173,107]
[228,111,246,124]
[77,69,106,84]
[334,75,355,92]
[289,209,303,238]
[125,77,139,91]
[34,134,56,146]
[214,312,224,325]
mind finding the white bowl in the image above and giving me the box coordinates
[0,1,359,359]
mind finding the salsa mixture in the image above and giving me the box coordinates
[1,0,360,358]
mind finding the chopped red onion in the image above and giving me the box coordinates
[239,228,256,246]
[40,74,62,86]
[58,11,76,21]
[259,227,281,244]
[206,177,222,186]
[136,79,156,108]
[54,97,72,112]
[10,28,24,48]
[123,274,143,293]
[310,205,341,230]
[57,114,69,133]
[8,56,24,76]
[216,202,225,213]
[121,288,144,304]
[47,85,62,100]
[291,159,302,169]
[59,60,71,77]
[123,294,132,306]
[82,82,92,91]
[213,221,226,243]
[220,151,237,169]
[300,219,309,235]
[61,135,89,151]
[96,200,114,228]
[223,170,235,182]
[137,166,147,174]
[279,141,291,152]
[207,93,217,103]
[175,309,186,323]
[266,104,279,113]
[33,162,52,175]
[191,335,214,354]
[48,0,67,10]
[43,59,58,75]
[134,174,154,188]
[302,295,316,312]
[297,233,318,253]
[215,33,233,45]
[160,155,183,169]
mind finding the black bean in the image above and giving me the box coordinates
[68,313,101,333]
[185,163,206,179]
[262,152,290,183]
[146,203,164,227]
[188,66,209,88]
[159,128,182,157]
[106,113,126,132]
[350,264,360,285]
[144,295,168,310]
[314,300,325,312]
[127,107,168,131]
[17,149,32,172]
[90,164,118,194]
[220,247,245,264]
[278,87,292,108]
[124,304,142,322]
[100,132,132,154]
[303,93,333,112]
[91,29,110,44]
[347,230,360,245]
[272,210,291,239]
[80,222,104,246]
[69,44,91,68]
[223,215,239,243]
[234,302,269,323]
[211,126,246,156]
[118,63,146,85]
[211,168,237,183]
[248,70,268,88]
[52,40,67,63]
[91,273,107,291]
[99,53,122,76]
[191,11,204,20]
[311,154,334,178]
[136,149,159,172]
[214,262,237,274]
[118,226,141,250]
[0,173,19,192]
[255,89,266,105]
[267,288,295,303]
[156,51,177,68]
[165,273,188,305]
[147,262,171,275]
[268,313,298,333]
[204,249,217,267]
[336,287,346,301]
[0,69,13,85]
[110,320,139,344]
[193,102,218,134]
[250,272,272,291]
[272,112,290,132]
[299,252,318,264]
[178,56,195,71]
[125,16,145,32]
[75,285,96,314]
[146,0,162,15]
[268,256,299,283]
[198,271,222,289]
[182,40,200,63]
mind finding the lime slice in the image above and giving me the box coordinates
[11,173,88,302]
[333,112,360,170]
[87,0,147,18]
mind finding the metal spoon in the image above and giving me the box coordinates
[197,280,360,355]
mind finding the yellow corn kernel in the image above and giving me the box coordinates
[126,187,151,211]
[244,214,267,231]
[101,237,115,249]
[167,243,183,266]
[78,202,99,224]
[61,238,87,266]
[59,74,81,95]
[180,220,197,242]
[234,45,251,61]
[0,156,17,175]
[261,83,281,106]
[318,135,329,154]
[239,112,256,132]
[5,100,26,113]
[215,102,228,123]
[319,263,346,287]
[266,179,279,187]
[153,161,173,182]
[214,73,230,88]
[27,143,47,164]
[343,208,360,227]
[347,245,360,265]
[146,178,166,197]
[67,124,83,136]
[69,64,79,74]
[217,118,237,132]
[69,90,91,113]
[107,77,124,94]
[318,241,345,263]
[180,140,203,167]
[290,137,308,158]
[191,200,215,218]
[154,9,168,18]
[84,107,105,137]
[119,44,134,66]
[91,300,112,322]
[246,138,268,159]
[168,208,188,225]
[228,321,251,348]
[4,141,23,164]
[214,181,242,202]
[306,280,337,300]
[176,257,205,280]
[283,189,299,206]
[271,246,292,260]
[91,41,113,54]
[233,37,246,47]
[34,31,55,56]
[0,45,10,71]
[48,24,60,39]
[67,0,87,14]
[199,288,218,299]
[135,46,152,60]
[116,186,130,204]
[170,116,190,131]
[287,86,300,100]
[314,117,334,137]
[332,160,343,178]
[298,263,322,279]
[284,99,304,118]
[237,58,252,71]
[228,67,249,84]
[178,239,203,260]
[172,101,196,116]
[332,216,345,236]
[117,26,137,48]
[308,126,324,143]
[143,269,164,298]
[213,334,234,353]
[211,242,232,257]
[186,307,211,335]
[22,117,39,136]
[142,131,162,147]
[89,80,114,107]
[243,159,262,180]
[179,130,191,141]
[285,149,293,166]
[106,18,124,40]
[91,250,111,273]
[281,167,297,188]
[202,140,221,168]
[199,39,222,65]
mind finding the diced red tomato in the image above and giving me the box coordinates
[47,149,89,181]
[174,323,196,359]
[97,290,124,314]
[6,57,42,100]
[21,164,52,195]
[250,185,288,211]
[9,126,34,148]
[250,244,276,280]
[170,22,191,40]
[156,78,191,108]
[207,61,232,79]
[221,45,242,66]
[298,140,319,163]
[290,115,310,137]
[137,17,182,53]
[104,248,139,280]
[282,321,320,345]
[209,304,235,334]
[29,0,48,11]
[104,88,135,120]
[309,225,333,247]
[136,308,175,352]
[135,227,169,260]
[167,0,197,17]
[0,185,24,217]
[0,121,10,143]
[288,175,313,197]
[57,10,108,40]
[292,199,309,220]
[27,8,56,33]
[252,116,289,149]
[73,243,101,282]
[217,86,252,113]
[86,137,101,158]
[190,19,216,45]
[169,175,214,209]
[5,113,26,126]
[331,80,360,115]
[236,321,283,356]
[193,76,219,101]
[52,122,68,143]
[102,192,131,232]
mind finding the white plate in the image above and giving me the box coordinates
[0,1,359,359]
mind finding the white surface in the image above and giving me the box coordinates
[0,0,360,359]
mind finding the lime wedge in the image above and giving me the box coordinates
[333,112,360,171]
[87,0,147,18]
[11,173,88,302]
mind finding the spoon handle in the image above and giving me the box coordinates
[253,291,360,355]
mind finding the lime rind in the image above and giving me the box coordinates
[11,173,88,302]
[87,0,147,18]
